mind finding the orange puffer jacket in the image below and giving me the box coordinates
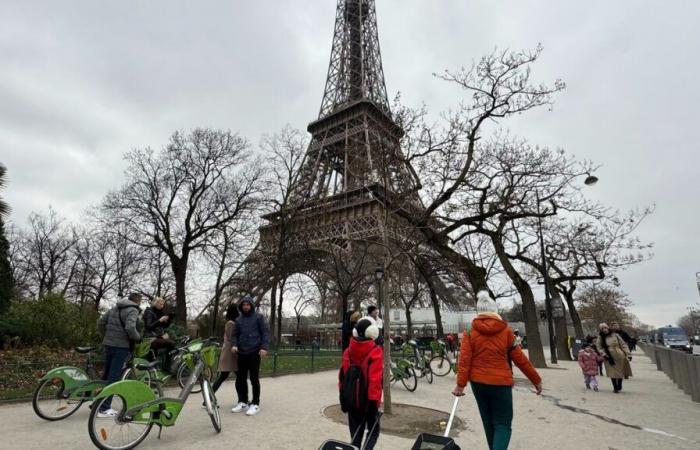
[456,314,542,388]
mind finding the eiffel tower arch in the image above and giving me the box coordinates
[201,0,472,331]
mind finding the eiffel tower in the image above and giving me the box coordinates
[199,0,471,323]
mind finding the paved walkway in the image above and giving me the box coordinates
[2,350,699,449]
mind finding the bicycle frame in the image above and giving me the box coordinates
[92,346,210,428]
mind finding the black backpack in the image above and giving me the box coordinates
[339,346,375,414]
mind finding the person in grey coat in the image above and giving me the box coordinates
[96,293,143,416]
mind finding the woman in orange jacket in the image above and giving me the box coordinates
[452,291,543,450]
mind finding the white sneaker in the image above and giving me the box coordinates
[246,404,260,416]
[97,408,118,418]
[231,402,248,413]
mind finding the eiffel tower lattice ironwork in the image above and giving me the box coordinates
[199,0,468,320]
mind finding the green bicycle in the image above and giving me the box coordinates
[405,339,433,384]
[87,338,222,450]
[390,357,417,392]
[31,341,156,421]
[429,339,457,377]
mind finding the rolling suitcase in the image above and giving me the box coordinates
[319,412,382,450]
[411,396,462,450]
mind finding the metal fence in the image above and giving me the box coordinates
[640,343,700,402]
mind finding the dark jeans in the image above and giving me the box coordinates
[236,353,261,405]
[471,382,513,450]
[212,371,231,393]
[101,346,131,411]
[349,408,380,450]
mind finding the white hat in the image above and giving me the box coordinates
[476,290,499,314]
[353,317,379,341]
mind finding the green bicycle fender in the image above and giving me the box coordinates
[93,380,157,415]
[41,366,90,391]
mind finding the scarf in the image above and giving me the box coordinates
[599,331,616,366]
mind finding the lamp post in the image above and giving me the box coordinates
[375,264,385,312]
[535,190,557,364]
[536,173,598,365]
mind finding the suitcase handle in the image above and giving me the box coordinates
[444,396,460,438]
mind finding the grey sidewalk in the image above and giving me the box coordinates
[2,350,699,449]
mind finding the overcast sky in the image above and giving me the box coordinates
[1,1,699,327]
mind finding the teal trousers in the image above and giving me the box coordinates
[470,382,513,450]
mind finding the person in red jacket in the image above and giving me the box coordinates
[339,318,383,450]
[452,291,542,450]
[578,343,603,391]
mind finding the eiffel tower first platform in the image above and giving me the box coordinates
[215,0,471,314]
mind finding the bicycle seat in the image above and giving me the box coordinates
[75,346,96,354]
[135,360,160,370]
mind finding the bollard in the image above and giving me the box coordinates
[655,346,662,371]
[692,357,700,403]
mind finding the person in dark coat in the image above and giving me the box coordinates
[611,322,633,349]
[142,297,175,358]
[231,296,269,416]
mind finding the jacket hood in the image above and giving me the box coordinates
[117,298,141,310]
[348,337,378,362]
[472,315,508,335]
[238,296,256,315]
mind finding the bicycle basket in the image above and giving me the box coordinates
[134,338,155,358]
[430,340,445,354]
[201,345,219,369]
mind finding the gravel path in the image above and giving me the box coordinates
[2,349,699,449]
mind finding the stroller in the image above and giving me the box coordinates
[411,396,462,450]
[319,412,383,450]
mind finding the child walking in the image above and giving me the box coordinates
[578,343,603,391]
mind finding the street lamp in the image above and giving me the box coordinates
[536,173,599,365]
[375,264,385,311]
[584,174,599,186]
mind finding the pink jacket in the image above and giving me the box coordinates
[578,350,603,376]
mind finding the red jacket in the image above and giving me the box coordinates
[457,315,542,388]
[339,338,384,403]
[578,349,603,376]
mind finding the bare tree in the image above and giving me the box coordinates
[103,129,264,325]
[11,208,78,299]
[258,126,308,343]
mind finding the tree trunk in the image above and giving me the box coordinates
[269,281,277,346]
[548,283,572,361]
[563,290,585,338]
[380,267,392,415]
[491,237,547,368]
[405,305,413,339]
[276,279,285,347]
[172,258,188,327]
[424,278,444,339]
[555,314,571,361]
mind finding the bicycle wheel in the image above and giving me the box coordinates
[400,367,417,392]
[124,366,164,397]
[178,363,213,394]
[32,377,84,421]
[88,395,153,450]
[425,365,433,384]
[201,379,221,433]
[429,356,452,377]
